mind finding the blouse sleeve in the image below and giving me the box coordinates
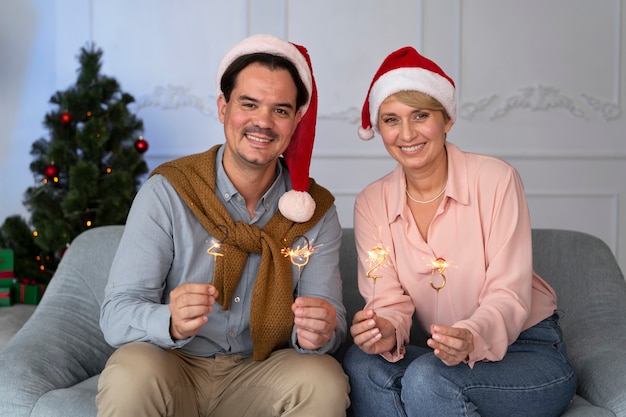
[455,166,534,365]
[354,184,415,362]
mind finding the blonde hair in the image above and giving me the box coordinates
[394,90,450,123]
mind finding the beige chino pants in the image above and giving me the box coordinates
[96,342,350,417]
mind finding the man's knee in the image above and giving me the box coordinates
[101,342,174,382]
[301,354,349,392]
[279,352,350,412]
[97,342,183,415]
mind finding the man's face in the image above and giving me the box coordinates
[218,62,303,171]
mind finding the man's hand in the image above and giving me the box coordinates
[168,283,219,341]
[350,309,396,355]
[291,297,337,350]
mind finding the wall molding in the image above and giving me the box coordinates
[133,85,218,117]
[459,85,622,121]
[132,84,365,123]
[455,0,622,122]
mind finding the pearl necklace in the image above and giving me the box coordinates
[406,186,446,204]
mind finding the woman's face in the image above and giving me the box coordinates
[377,94,452,171]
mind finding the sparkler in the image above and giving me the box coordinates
[281,235,315,298]
[430,257,448,324]
[206,225,228,283]
[366,245,388,310]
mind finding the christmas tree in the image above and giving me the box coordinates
[0,44,149,284]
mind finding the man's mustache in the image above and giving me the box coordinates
[244,126,278,140]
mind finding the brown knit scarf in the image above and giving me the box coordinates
[150,144,334,360]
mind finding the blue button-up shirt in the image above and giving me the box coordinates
[100,145,346,357]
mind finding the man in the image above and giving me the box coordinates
[97,34,349,417]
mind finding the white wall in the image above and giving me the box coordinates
[2,0,626,272]
[0,0,56,223]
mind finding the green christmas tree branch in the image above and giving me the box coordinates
[0,44,148,284]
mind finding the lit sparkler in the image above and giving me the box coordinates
[281,235,315,298]
[430,257,448,324]
[366,244,388,310]
[206,225,228,283]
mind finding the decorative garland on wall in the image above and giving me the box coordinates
[132,83,621,123]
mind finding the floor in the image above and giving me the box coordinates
[0,304,36,350]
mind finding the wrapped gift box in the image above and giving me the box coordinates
[12,279,46,305]
[0,278,16,287]
[0,249,14,278]
[0,286,12,307]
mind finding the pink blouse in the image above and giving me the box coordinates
[354,142,557,365]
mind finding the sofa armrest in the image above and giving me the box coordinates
[564,281,626,416]
[575,348,626,416]
[533,229,626,416]
[0,226,122,417]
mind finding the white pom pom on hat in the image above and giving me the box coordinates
[358,46,456,140]
[216,34,318,223]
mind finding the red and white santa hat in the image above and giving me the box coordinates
[358,46,456,140]
[217,34,318,223]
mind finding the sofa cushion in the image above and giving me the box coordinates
[31,376,99,417]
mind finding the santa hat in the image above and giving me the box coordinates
[217,34,317,223]
[358,46,456,140]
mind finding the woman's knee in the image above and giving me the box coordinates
[402,353,443,391]
[342,344,367,376]
[343,344,410,393]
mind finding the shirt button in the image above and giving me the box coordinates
[234,296,241,303]
[228,330,234,337]
[224,193,230,199]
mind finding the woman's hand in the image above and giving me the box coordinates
[428,324,474,366]
[350,309,397,355]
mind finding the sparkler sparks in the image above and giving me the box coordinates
[206,225,228,283]
[429,257,448,324]
[430,257,448,291]
[281,235,316,298]
[366,245,388,309]
[206,239,224,259]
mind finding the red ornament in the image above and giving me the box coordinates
[134,137,149,154]
[44,164,59,179]
[60,112,72,125]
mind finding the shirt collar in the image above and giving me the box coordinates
[215,145,238,203]
[215,145,288,219]
[444,142,470,206]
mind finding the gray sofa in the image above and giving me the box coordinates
[1,225,626,416]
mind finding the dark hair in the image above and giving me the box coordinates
[220,52,309,110]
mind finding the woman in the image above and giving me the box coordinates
[343,46,576,417]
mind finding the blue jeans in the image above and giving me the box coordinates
[343,313,576,417]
